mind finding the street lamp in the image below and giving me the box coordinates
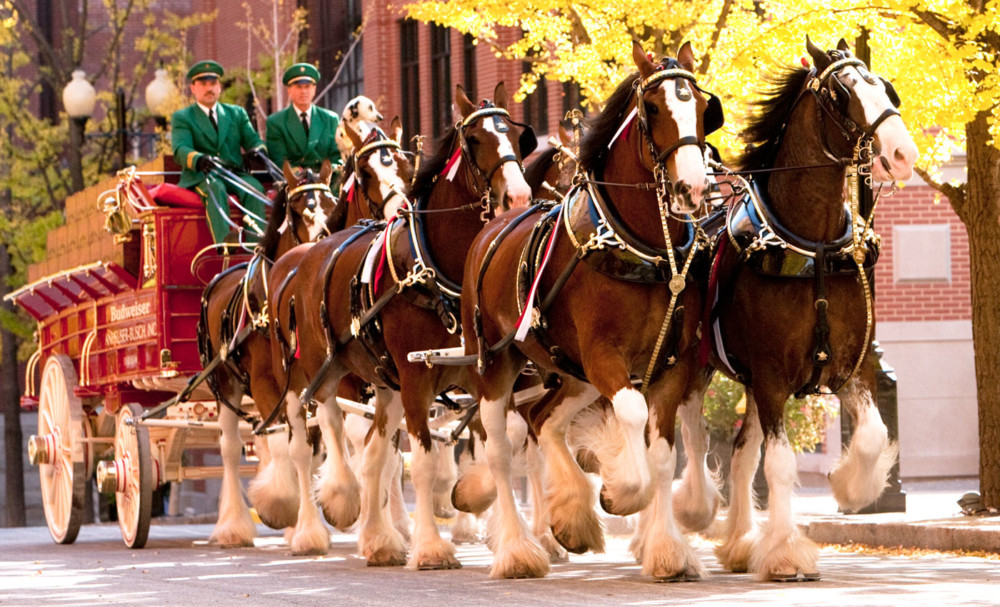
[62,69,96,193]
[144,67,176,131]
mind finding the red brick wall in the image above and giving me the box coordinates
[874,185,971,322]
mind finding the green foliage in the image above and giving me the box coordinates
[702,374,840,453]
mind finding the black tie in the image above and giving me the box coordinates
[300,111,309,137]
[209,107,218,131]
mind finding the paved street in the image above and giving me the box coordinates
[0,522,996,606]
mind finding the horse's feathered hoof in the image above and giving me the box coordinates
[654,571,702,583]
[771,572,821,583]
[417,560,462,571]
[365,548,408,567]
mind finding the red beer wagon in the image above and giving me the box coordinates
[6,161,258,548]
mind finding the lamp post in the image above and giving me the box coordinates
[144,67,176,132]
[61,69,96,193]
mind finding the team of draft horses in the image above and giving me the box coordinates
[193,38,917,583]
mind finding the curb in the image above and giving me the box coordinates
[804,517,1000,553]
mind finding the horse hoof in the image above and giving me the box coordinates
[417,560,462,571]
[552,529,592,555]
[654,571,702,583]
[771,572,821,583]
[366,547,408,567]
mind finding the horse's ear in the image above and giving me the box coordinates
[319,159,333,185]
[344,120,364,151]
[389,116,403,144]
[805,36,829,69]
[632,40,655,79]
[837,38,851,53]
[283,160,296,185]
[677,41,696,73]
[558,123,571,145]
[455,84,476,117]
[494,81,508,110]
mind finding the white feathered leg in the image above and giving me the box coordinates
[828,378,897,511]
[481,395,549,579]
[715,393,763,573]
[537,386,605,554]
[632,426,705,581]
[315,397,361,531]
[285,393,330,555]
[210,404,256,547]
[407,439,460,570]
[673,391,723,533]
[358,390,408,566]
[247,428,299,530]
[524,437,567,562]
[749,434,818,581]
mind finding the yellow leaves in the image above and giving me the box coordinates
[404,0,1000,156]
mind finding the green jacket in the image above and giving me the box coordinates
[265,104,342,171]
[171,102,266,188]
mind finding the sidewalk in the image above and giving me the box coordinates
[795,476,1000,553]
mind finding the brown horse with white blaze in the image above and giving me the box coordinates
[198,160,336,548]
[238,121,412,556]
[268,83,534,569]
[459,41,719,580]
[698,38,917,581]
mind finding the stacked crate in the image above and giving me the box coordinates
[27,158,176,283]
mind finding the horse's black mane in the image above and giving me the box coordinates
[578,70,641,173]
[736,63,813,188]
[258,185,289,260]
[408,127,459,202]
[523,146,560,191]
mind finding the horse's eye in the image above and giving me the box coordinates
[467,135,480,146]
[645,102,659,116]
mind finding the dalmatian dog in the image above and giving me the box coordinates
[335,95,384,160]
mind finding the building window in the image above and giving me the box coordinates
[400,19,421,147]
[430,24,452,138]
[314,0,364,113]
[463,33,477,102]
[522,63,549,135]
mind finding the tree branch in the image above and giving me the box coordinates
[701,0,735,76]
[914,165,965,207]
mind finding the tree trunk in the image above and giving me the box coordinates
[959,111,1000,509]
[1,243,26,527]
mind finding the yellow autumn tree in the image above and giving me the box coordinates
[404,0,1000,508]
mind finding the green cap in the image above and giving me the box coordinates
[186,60,224,82]
[283,63,320,86]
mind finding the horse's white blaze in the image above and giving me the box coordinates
[483,118,532,208]
[306,197,331,241]
[847,68,918,182]
[367,152,408,219]
[660,82,708,213]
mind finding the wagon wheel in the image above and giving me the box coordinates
[112,404,153,549]
[32,354,88,544]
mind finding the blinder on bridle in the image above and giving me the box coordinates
[457,104,535,189]
[352,127,406,217]
[810,53,901,140]
[633,60,725,165]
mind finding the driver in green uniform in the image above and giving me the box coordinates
[265,63,343,172]
[171,60,271,243]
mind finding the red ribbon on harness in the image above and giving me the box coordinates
[698,237,727,367]
[441,147,462,178]
[294,326,301,359]
[372,222,393,297]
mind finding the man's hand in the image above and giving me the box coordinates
[196,155,214,173]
